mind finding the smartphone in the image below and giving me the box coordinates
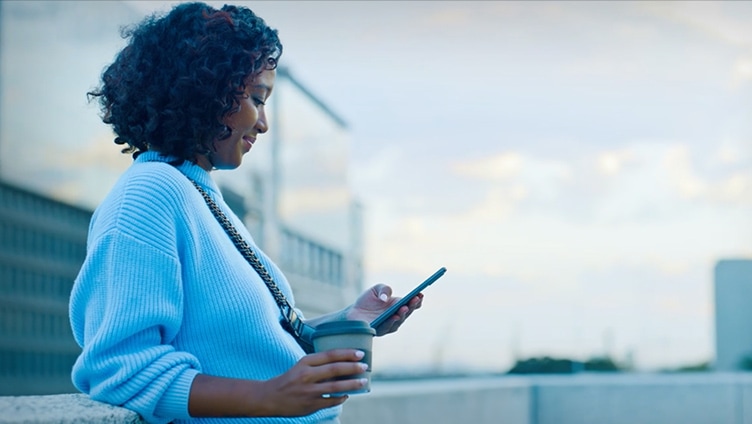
[369,267,447,329]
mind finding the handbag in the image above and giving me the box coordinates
[188,178,316,354]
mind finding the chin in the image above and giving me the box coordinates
[213,160,243,170]
[218,164,242,171]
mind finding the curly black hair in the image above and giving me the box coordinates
[88,2,282,161]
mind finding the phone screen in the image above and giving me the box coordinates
[369,267,446,329]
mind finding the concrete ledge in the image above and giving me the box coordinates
[532,373,752,424]
[341,377,532,424]
[5,373,752,424]
[0,393,144,424]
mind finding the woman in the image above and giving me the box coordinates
[69,3,422,423]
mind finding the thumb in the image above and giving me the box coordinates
[372,283,392,302]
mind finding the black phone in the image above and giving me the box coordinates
[369,267,446,329]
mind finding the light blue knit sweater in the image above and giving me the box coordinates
[69,152,341,424]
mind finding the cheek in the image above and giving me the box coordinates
[211,137,230,154]
[234,101,259,128]
[245,108,260,127]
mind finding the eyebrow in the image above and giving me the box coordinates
[248,84,273,101]
[251,84,273,92]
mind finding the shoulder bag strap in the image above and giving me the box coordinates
[188,178,315,353]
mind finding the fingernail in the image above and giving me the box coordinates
[355,350,365,359]
[359,378,369,386]
[379,293,388,302]
[359,362,369,371]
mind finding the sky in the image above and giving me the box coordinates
[5,0,752,374]
[200,0,751,373]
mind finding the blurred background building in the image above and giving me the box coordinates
[0,1,363,395]
[714,259,752,371]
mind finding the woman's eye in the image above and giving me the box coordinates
[252,97,266,106]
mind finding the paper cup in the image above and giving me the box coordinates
[312,320,376,396]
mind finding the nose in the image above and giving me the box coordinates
[255,106,269,134]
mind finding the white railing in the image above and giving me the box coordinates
[279,226,344,286]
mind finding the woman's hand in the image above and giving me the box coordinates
[346,283,424,336]
[257,349,368,416]
[189,349,367,418]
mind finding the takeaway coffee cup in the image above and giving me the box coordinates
[312,320,376,396]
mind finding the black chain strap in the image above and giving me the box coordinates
[188,178,314,352]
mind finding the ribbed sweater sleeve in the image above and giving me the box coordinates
[70,166,201,423]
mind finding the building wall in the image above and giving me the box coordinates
[714,259,752,371]
[0,182,88,395]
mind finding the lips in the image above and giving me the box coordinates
[242,135,255,150]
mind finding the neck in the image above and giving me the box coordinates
[195,154,214,172]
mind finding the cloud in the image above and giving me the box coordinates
[712,173,752,205]
[362,139,752,290]
[451,152,524,181]
[351,145,406,187]
[279,187,350,216]
[596,149,637,176]
[450,151,573,202]
[642,1,752,46]
[467,186,528,217]
[664,145,708,199]
[716,144,744,165]
[731,56,752,89]
[664,144,752,206]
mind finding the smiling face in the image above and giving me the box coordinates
[196,68,276,171]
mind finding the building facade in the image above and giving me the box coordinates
[0,182,88,395]
[0,1,363,395]
[714,259,752,371]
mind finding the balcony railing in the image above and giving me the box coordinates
[278,226,344,286]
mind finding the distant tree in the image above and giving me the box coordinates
[584,356,620,372]
[507,355,623,374]
[660,361,711,373]
[739,354,752,371]
[508,356,580,374]
[677,362,711,372]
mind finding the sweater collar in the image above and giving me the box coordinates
[135,151,221,197]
